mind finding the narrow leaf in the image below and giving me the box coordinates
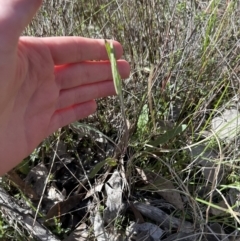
[105,40,122,95]
[148,124,187,146]
[88,158,117,179]
[88,159,110,179]
[137,104,149,130]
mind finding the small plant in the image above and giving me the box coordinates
[0,213,9,238]
[105,40,129,153]
[0,212,28,240]
[51,217,70,238]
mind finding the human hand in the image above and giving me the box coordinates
[0,0,130,175]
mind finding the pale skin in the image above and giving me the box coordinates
[0,0,130,175]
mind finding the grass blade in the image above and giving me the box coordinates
[105,40,122,96]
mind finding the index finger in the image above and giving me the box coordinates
[41,37,123,65]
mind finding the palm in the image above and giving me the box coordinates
[0,36,129,174]
[0,0,129,174]
[13,39,60,152]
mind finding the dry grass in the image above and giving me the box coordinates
[1,0,240,240]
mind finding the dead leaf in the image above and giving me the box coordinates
[209,200,228,216]
[45,194,84,226]
[137,168,184,210]
[63,223,89,241]
[103,170,124,224]
[229,188,240,212]
[47,185,65,202]
[205,223,229,241]
[190,145,222,183]
[134,202,194,233]
[25,163,48,197]
[6,170,38,200]
[85,183,104,199]
[94,211,108,241]
[161,232,199,241]
[126,222,164,241]
[212,108,240,141]
[129,201,144,224]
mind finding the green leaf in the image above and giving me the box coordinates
[88,158,117,179]
[105,40,122,95]
[106,157,118,167]
[148,124,187,146]
[16,159,30,175]
[137,104,149,135]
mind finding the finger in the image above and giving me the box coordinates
[55,60,130,90]
[48,100,96,135]
[57,81,115,110]
[0,0,42,49]
[41,37,123,65]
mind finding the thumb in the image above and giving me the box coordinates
[0,0,42,49]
